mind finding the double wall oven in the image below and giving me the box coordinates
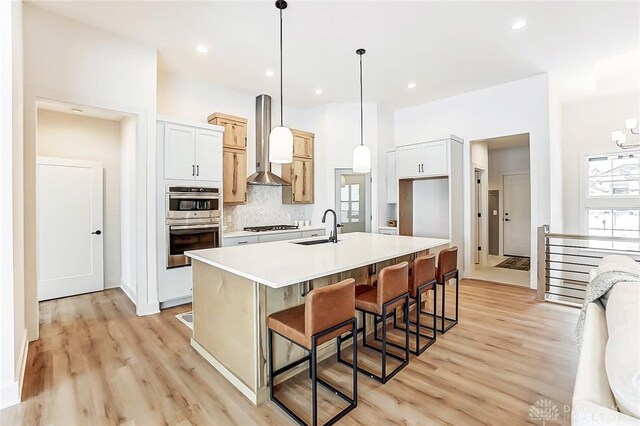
[166,186,221,268]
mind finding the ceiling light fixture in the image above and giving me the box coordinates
[407,82,417,89]
[314,89,323,95]
[196,45,209,54]
[512,20,527,30]
[265,70,275,77]
[71,108,83,114]
[611,117,639,149]
[352,48,371,174]
[268,0,293,164]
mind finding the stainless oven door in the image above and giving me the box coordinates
[166,193,221,220]
[167,223,220,268]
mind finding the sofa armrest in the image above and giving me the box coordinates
[572,303,620,424]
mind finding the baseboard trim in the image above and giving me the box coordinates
[159,296,192,310]
[0,329,28,410]
[104,279,122,289]
[120,283,136,306]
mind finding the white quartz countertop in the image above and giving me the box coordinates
[223,226,325,239]
[186,232,450,288]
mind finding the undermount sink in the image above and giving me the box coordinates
[293,239,334,246]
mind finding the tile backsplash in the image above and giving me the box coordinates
[224,185,308,231]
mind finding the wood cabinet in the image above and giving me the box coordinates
[397,140,449,179]
[208,113,249,205]
[163,122,223,182]
[222,149,247,204]
[208,113,247,150]
[292,129,313,159]
[283,129,315,204]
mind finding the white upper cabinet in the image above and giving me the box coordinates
[386,150,398,204]
[163,122,222,182]
[194,129,222,181]
[165,124,196,180]
[397,139,449,179]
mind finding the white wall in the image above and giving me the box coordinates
[293,103,379,230]
[488,146,530,190]
[23,5,159,330]
[394,74,552,288]
[36,110,123,288]
[377,105,395,227]
[561,91,640,233]
[1,0,27,410]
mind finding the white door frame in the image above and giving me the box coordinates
[25,92,159,342]
[501,171,531,257]
[36,156,104,300]
[472,166,488,265]
[334,168,372,233]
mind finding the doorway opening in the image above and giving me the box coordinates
[35,100,137,302]
[334,169,371,234]
[469,133,531,286]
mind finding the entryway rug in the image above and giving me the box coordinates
[175,311,193,330]
[495,257,530,271]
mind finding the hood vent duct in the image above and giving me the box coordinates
[247,94,291,186]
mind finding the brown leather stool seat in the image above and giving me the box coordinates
[338,262,410,384]
[427,247,460,334]
[267,278,358,426]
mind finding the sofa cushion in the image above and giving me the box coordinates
[605,281,640,418]
[598,255,640,276]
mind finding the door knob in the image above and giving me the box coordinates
[92,230,102,235]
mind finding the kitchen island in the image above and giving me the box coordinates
[185,232,449,404]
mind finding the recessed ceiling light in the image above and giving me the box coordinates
[71,108,83,114]
[196,45,209,54]
[512,20,527,30]
[407,82,417,89]
[314,89,323,95]
[265,70,275,77]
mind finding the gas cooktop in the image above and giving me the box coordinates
[243,225,299,232]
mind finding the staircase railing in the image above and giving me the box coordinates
[536,225,640,306]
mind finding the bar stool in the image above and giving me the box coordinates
[338,262,410,384]
[433,247,459,334]
[267,278,357,426]
[393,254,437,355]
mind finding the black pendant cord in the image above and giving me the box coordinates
[359,53,363,147]
[279,8,284,127]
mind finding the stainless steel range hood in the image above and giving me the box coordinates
[247,95,290,186]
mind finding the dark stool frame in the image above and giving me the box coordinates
[337,292,410,384]
[376,279,437,355]
[268,317,358,426]
[420,269,459,334]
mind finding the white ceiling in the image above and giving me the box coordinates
[37,99,128,121]
[30,1,640,109]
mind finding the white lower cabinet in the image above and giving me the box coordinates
[222,229,326,247]
[223,235,260,246]
[378,227,398,235]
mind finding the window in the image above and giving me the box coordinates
[340,183,361,223]
[587,153,639,197]
[584,152,640,250]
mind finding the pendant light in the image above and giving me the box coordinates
[269,0,293,164]
[352,48,371,173]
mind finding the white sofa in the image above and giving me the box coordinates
[572,255,640,425]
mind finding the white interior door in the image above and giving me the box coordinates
[503,173,531,257]
[37,157,104,301]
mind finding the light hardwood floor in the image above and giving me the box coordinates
[1,279,579,425]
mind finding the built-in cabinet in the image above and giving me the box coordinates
[395,136,464,261]
[282,129,315,204]
[156,117,224,306]
[397,139,448,179]
[223,229,325,247]
[208,113,249,205]
[386,150,398,204]
[163,123,223,182]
